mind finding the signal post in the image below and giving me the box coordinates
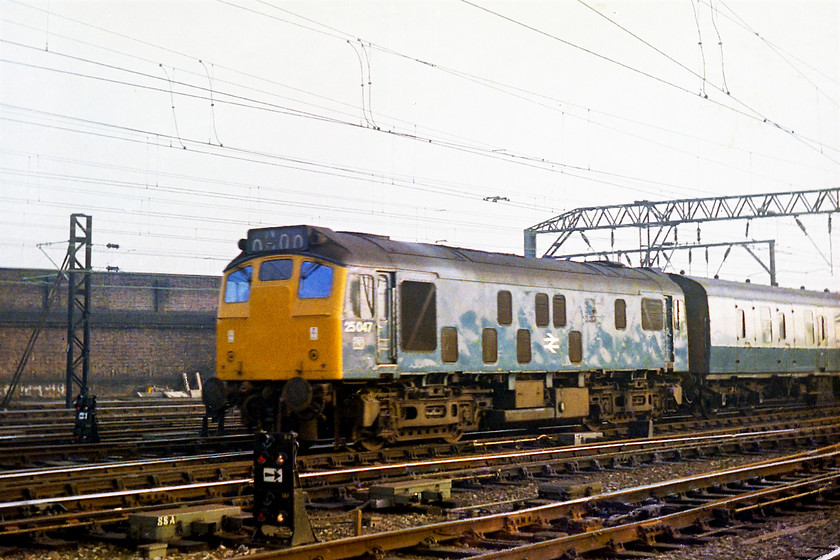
[253,432,315,546]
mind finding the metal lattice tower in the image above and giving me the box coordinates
[65,214,93,408]
[524,187,839,281]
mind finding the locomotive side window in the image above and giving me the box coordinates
[400,281,437,352]
[553,295,567,327]
[641,298,663,331]
[298,261,334,299]
[441,327,458,363]
[760,307,773,343]
[516,329,531,363]
[535,293,549,327]
[497,291,512,325]
[804,310,815,345]
[347,274,375,319]
[224,266,252,303]
[614,299,627,330]
[259,259,293,281]
[482,328,498,363]
[736,308,746,339]
[568,331,583,363]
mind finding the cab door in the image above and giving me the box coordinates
[376,272,396,364]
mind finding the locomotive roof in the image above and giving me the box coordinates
[233,225,682,294]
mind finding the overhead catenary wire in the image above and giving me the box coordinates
[5,6,837,181]
[1,0,837,285]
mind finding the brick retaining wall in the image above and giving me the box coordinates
[0,268,219,399]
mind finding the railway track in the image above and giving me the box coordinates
[1,403,839,560]
[243,443,840,560]
[1,416,839,540]
[0,398,223,445]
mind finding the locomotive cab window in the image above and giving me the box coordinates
[641,298,663,331]
[400,281,437,352]
[298,261,334,299]
[259,259,293,282]
[497,290,512,325]
[614,299,627,330]
[224,266,252,303]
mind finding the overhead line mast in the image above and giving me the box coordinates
[525,187,839,259]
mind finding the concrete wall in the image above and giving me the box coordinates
[0,268,219,399]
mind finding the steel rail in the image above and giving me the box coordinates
[236,444,840,560]
[0,419,837,539]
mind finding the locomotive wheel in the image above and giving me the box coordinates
[359,436,386,451]
[442,429,463,444]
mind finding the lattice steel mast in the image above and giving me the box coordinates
[524,188,839,279]
[65,214,93,408]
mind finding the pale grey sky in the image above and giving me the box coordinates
[1,0,838,290]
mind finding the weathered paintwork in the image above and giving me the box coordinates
[332,230,689,379]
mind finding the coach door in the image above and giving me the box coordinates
[664,296,675,364]
[376,272,396,364]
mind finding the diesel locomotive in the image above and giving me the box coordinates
[202,225,840,449]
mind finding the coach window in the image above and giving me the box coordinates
[516,329,531,363]
[347,274,375,319]
[553,295,567,327]
[400,281,437,352]
[614,299,627,330]
[482,328,498,363]
[224,266,252,303]
[736,308,746,340]
[535,293,549,327]
[641,298,663,331]
[817,315,827,345]
[498,290,512,325]
[804,310,815,345]
[298,261,334,299]
[441,327,458,363]
[569,331,583,363]
[760,307,773,344]
[777,311,788,341]
[259,258,293,282]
